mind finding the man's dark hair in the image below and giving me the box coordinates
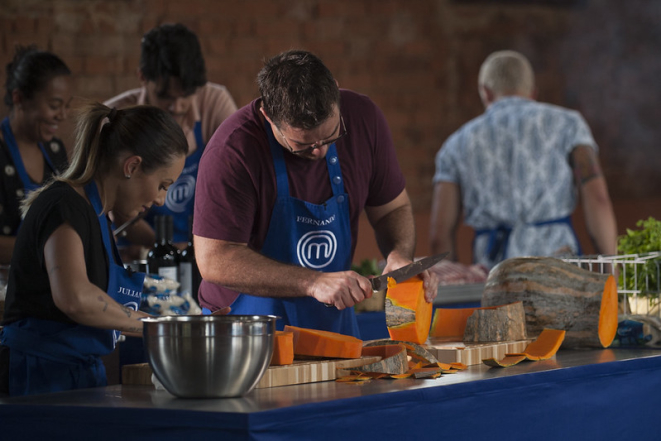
[140,23,207,96]
[257,50,340,129]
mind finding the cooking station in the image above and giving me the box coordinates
[1,348,659,440]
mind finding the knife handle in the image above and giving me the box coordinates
[323,288,385,308]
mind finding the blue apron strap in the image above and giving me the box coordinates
[1,117,56,192]
[325,143,345,196]
[84,180,123,264]
[475,215,582,263]
[533,215,583,255]
[474,225,512,262]
[265,121,291,198]
[264,121,346,199]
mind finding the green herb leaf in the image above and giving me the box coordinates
[617,217,661,297]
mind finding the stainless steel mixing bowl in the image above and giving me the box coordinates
[142,315,277,398]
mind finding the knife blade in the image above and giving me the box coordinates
[113,210,149,237]
[323,252,449,308]
[369,252,448,292]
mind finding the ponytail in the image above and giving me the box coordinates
[21,102,187,215]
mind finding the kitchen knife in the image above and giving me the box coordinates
[369,252,449,292]
[323,252,448,307]
[113,210,149,237]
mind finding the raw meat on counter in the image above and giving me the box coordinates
[428,260,489,286]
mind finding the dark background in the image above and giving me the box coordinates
[1,0,659,262]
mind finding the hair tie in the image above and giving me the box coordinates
[107,107,118,122]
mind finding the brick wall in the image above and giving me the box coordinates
[2,0,659,262]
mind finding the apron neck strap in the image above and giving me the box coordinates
[1,117,57,191]
[84,180,122,265]
[264,120,346,197]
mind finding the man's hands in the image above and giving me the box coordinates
[308,270,374,310]
[211,306,231,316]
[382,251,439,304]
[309,253,441,310]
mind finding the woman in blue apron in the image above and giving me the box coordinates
[0,103,188,396]
[0,46,71,264]
[145,121,205,243]
[226,119,360,338]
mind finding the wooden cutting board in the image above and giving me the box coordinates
[256,356,380,388]
[122,356,381,389]
[423,338,532,366]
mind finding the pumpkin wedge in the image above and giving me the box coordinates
[363,338,439,364]
[430,306,496,339]
[508,328,566,361]
[482,257,618,348]
[430,302,528,342]
[385,276,432,344]
[284,325,362,359]
[270,331,294,366]
[484,328,567,367]
[353,344,409,375]
[483,354,527,368]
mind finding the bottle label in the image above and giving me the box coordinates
[158,266,179,283]
[179,262,193,295]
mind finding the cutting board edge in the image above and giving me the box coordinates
[255,355,381,389]
[423,339,532,366]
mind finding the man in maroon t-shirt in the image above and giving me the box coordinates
[194,50,438,336]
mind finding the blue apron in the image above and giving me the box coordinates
[228,121,360,337]
[1,117,57,193]
[474,215,583,263]
[0,181,146,396]
[145,121,204,243]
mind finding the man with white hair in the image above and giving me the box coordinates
[430,50,617,269]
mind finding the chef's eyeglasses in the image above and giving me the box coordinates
[277,115,348,156]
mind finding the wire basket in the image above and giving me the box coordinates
[562,252,661,316]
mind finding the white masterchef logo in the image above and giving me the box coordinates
[165,174,196,213]
[297,230,337,269]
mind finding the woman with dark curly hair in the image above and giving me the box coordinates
[0,46,73,264]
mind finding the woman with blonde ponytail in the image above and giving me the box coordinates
[0,102,187,396]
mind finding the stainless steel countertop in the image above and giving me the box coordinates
[1,348,657,413]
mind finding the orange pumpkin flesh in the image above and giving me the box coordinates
[284,325,363,359]
[385,276,432,344]
[270,331,294,366]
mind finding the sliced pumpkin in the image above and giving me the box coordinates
[363,338,439,364]
[483,257,618,348]
[518,328,566,360]
[385,276,432,344]
[354,344,409,375]
[483,328,566,367]
[483,354,527,368]
[430,306,492,339]
[284,325,362,359]
[270,331,294,366]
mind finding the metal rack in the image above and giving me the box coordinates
[563,252,661,316]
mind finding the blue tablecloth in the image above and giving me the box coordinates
[1,352,660,440]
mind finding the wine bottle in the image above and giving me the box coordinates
[147,215,179,282]
[178,215,202,301]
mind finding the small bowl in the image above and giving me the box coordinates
[142,315,277,398]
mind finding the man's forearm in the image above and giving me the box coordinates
[372,202,416,262]
[429,181,461,261]
[197,240,319,298]
[581,178,618,256]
